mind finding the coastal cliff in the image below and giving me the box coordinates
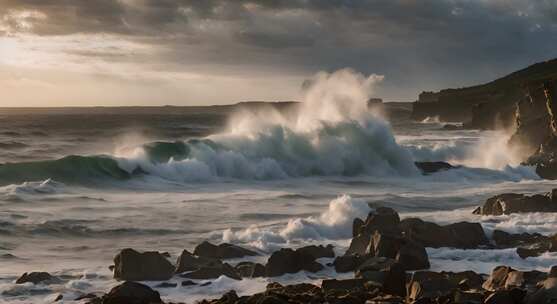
[411,58,557,129]
[412,59,557,179]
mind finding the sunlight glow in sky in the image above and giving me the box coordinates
[0,0,556,106]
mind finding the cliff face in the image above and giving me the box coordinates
[411,59,557,129]
[521,81,557,179]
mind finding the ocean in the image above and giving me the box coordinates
[1,100,556,303]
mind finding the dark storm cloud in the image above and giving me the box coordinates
[2,0,557,100]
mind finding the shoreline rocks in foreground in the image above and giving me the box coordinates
[14,199,557,304]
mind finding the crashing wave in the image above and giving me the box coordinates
[222,195,371,251]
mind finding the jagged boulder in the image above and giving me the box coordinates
[355,257,406,297]
[400,218,488,249]
[526,266,557,304]
[485,288,526,304]
[395,239,430,271]
[101,281,162,304]
[235,261,265,278]
[443,271,484,290]
[415,161,460,174]
[180,262,241,280]
[321,278,366,292]
[492,230,550,247]
[346,233,372,256]
[407,271,458,302]
[113,248,174,281]
[296,244,335,259]
[483,266,515,291]
[193,241,258,259]
[473,191,557,215]
[332,254,369,273]
[175,249,222,273]
[347,207,401,256]
[15,272,60,285]
[265,248,323,277]
[355,207,401,237]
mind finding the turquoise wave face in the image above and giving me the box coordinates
[0,117,421,186]
[0,155,131,185]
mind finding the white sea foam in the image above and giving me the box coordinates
[111,69,421,181]
[428,248,557,274]
[108,69,539,184]
[0,179,66,201]
[223,194,370,251]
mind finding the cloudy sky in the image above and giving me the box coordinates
[1,0,556,106]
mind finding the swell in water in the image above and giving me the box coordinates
[0,69,537,187]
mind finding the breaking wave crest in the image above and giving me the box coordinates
[0,70,423,185]
[0,69,539,186]
[222,194,371,251]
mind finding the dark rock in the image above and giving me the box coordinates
[155,282,177,288]
[355,257,406,297]
[443,271,484,290]
[400,218,488,249]
[483,266,514,291]
[235,261,265,278]
[473,191,557,215]
[526,266,557,304]
[198,290,239,304]
[54,294,63,301]
[347,207,401,256]
[200,281,212,287]
[492,230,549,247]
[101,281,162,304]
[353,218,365,237]
[180,262,241,280]
[113,248,174,281]
[296,244,335,259]
[175,249,222,273]
[265,248,323,277]
[346,233,372,256]
[75,293,99,301]
[15,272,59,284]
[452,290,484,303]
[360,207,401,236]
[505,270,547,291]
[211,290,239,304]
[356,257,397,274]
[441,124,462,130]
[395,239,430,271]
[181,280,197,286]
[516,235,557,259]
[407,271,458,302]
[255,295,288,304]
[369,231,403,258]
[333,254,369,273]
[447,222,489,248]
[193,241,257,259]
[321,279,366,292]
[415,161,460,174]
[485,288,526,304]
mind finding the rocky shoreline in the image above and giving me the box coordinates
[11,188,557,304]
[411,59,557,180]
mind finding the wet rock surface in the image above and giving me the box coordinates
[15,272,59,285]
[473,190,557,215]
[113,248,175,281]
[193,241,258,259]
[16,202,557,304]
[265,248,324,277]
[100,281,163,304]
[414,161,461,174]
